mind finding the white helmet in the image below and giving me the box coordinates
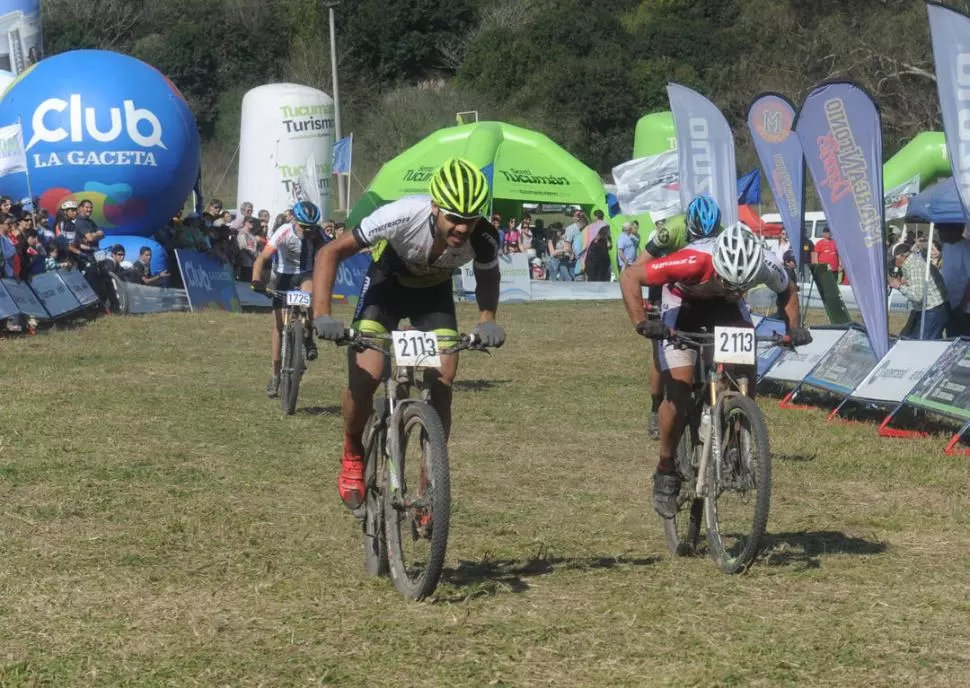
[712,222,764,289]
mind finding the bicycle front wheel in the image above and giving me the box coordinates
[384,402,451,601]
[280,319,306,415]
[705,394,771,574]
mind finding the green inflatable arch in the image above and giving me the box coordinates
[347,121,609,230]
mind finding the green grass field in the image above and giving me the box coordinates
[2,301,969,687]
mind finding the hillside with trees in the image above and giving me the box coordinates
[40,0,964,206]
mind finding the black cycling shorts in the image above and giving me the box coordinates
[351,261,457,336]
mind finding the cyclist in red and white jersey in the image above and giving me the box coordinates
[251,200,329,398]
[620,222,811,518]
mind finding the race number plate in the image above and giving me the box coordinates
[285,290,311,307]
[392,330,441,368]
[714,326,756,365]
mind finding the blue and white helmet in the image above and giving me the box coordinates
[686,194,722,241]
[292,200,321,227]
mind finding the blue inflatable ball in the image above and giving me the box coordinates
[0,50,200,237]
[102,235,169,282]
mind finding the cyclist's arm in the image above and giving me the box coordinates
[311,231,361,317]
[471,220,501,322]
[250,242,276,283]
[764,252,800,328]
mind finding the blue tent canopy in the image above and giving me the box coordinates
[906,177,966,223]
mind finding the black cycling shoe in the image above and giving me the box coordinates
[305,338,318,361]
[652,470,682,519]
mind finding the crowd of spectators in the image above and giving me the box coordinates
[488,208,640,283]
[0,192,350,332]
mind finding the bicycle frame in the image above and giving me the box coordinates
[674,331,784,498]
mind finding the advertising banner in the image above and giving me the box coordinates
[852,339,952,403]
[802,327,879,396]
[1,276,46,318]
[763,328,846,384]
[927,3,970,225]
[611,150,680,218]
[0,277,17,318]
[58,268,100,306]
[0,121,26,177]
[794,82,889,358]
[175,250,241,312]
[0,50,200,238]
[237,84,334,219]
[459,252,532,303]
[884,173,920,221]
[667,83,739,227]
[333,253,370,301]
[30,270,80,317]
[747,93,805,269]
[905,339,970,421]
[754,316,787,379]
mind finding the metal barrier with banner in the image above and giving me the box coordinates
[459,252,532,303]
[1,277,48,319]
[58,269,101,307]
[29,271,81,318]
[175,250,241,312]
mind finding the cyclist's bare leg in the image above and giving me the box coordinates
[272,307,284,376]
[299,277,314,324]
[423,351,459,441]
[343,347,384,452]
[658,364,694,472]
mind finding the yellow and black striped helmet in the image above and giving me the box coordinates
[429,157,489,218]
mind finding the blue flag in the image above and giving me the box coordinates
[332,134,353,174]
[737,169,761,205]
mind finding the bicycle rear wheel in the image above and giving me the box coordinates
[279,319,306,415]
[361,409,389,577]
[384,402,451,601]
[705,394,771,574]
[662,420,703,556]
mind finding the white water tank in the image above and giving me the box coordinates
[237,83,335,219]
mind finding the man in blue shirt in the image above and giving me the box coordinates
[616,222,638,271]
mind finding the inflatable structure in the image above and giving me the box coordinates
[0,49,201,237]
[237,83,335,219]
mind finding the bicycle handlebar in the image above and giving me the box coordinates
[335,330,490,354]
[642,326,794,349]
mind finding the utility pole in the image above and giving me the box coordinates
[324,0,345,212]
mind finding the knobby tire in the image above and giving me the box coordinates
[384,402,451,601]
[280,319,305,416]
[705,394,771,574]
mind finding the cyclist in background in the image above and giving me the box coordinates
[312,157,506,510]
[252,200,328,398]
[620,223,811,518]
[634,194,723,439]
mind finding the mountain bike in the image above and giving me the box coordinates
[335,329,490,600]
[647,326,792,574]
[265,288,313,415]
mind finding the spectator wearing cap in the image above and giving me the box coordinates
[102,244,127,273]
[813,226,840,277]
[55,200,79,242]
[128,246,169,286]
[235,216,259,281]
[889,242,948,340]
